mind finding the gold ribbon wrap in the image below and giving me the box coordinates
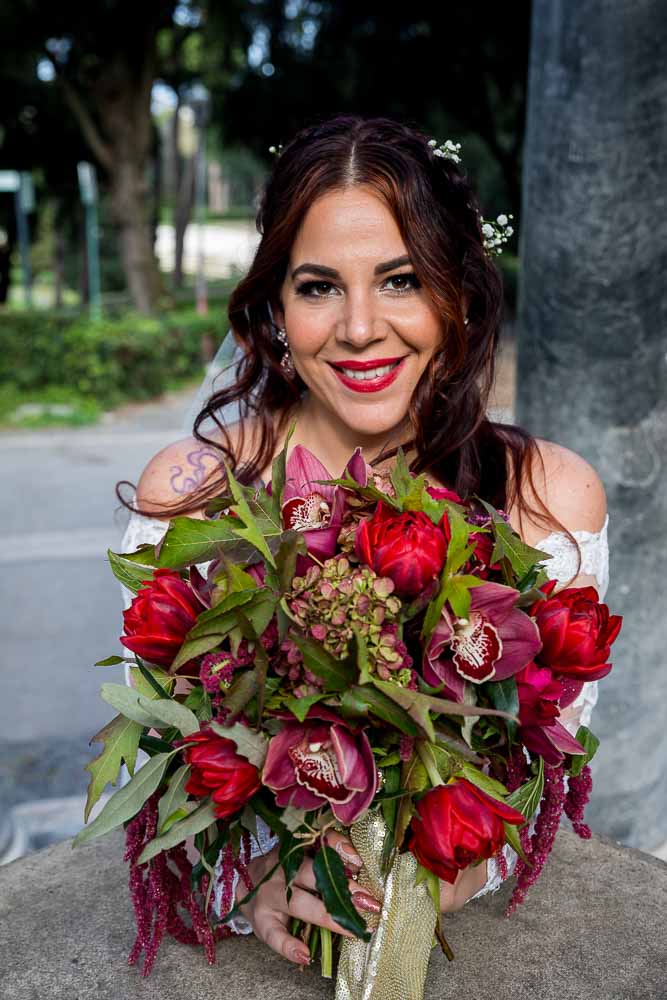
[335,811,438,1000]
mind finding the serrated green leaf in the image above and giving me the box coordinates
[107,549,156,593]
[210,721,268,768]
[153,515,256,571]
[83,713,143,822]
[157,764,191,834]
[313,846,371,940]
[74,750,178,846]
[138,800,218,864]
[223,460,277,567]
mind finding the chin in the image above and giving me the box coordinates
[333,401,412,441]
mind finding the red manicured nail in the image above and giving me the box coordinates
[352,891,381,914]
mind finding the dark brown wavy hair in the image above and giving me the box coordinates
[117,113,580,578]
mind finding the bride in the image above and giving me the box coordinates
[117,114,609,968]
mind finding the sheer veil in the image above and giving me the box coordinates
[181,328,248,438]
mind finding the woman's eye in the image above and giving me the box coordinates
[296,274,420,299]
[387,273,420,294]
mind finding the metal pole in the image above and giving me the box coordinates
[14,186,32,308]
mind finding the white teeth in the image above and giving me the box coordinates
[338,362,398,381]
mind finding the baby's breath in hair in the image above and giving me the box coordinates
[426,134,515,257]
[268,144,283,156]
[480,214,515,256]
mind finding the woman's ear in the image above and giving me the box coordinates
[270,297,286,331]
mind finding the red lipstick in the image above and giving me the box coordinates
[328,356,406,394]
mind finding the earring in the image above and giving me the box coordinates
[276,326,295,376]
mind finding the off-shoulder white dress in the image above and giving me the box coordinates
[118,499,610,916]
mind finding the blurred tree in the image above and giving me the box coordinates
[209,0,531,213]
[0,0,234,312]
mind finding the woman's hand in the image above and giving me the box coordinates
[234,832,380,966]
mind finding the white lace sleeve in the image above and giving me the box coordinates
[469,514,610,902]
[118,498,278,932]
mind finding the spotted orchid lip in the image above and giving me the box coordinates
[328,356,406,370]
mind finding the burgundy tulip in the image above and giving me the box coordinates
[178,728,261,819]
[407,778,525,884]
[355,502,448,598]
[120,568,204,671]
[529,580,623,682]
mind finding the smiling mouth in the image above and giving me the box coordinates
[329,358,404,382]
[327,357,407,392]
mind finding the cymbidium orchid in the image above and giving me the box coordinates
[423,581,542,697]
[280,444,369,561]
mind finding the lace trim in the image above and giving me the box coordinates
[533,513,609,600]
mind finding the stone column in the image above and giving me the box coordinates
[515,0,667,850]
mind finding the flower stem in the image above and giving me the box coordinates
[320,927,333,978]
[416,740,444,788]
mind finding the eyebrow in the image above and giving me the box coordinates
[291,254,412,282]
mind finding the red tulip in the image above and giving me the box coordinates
[355,502,448,598]
[120,568,204,671]
[178,728,261,819]
[529,580,623,681]
[407,778,525,884]
[515,661,586,766]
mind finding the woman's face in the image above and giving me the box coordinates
[273,186,445,444]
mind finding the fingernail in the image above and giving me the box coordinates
[335,841,362,867]
[290,945,311,965]
[352,891,381,914]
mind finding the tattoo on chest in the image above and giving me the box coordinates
[169,447,222,494]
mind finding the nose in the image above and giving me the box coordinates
[335,289,387,350]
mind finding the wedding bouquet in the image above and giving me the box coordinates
[74,432,622,999]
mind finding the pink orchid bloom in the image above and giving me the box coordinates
[423,581,542,694]
[262,706,377,824]
[279,445,368,560]
[516,661,586,765]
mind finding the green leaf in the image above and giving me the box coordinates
[381,763,401,846]
[107,548,156,594]
[486,676,519,743]
[153,515,256,571]
[184,684,213,723]
[94,654,131,667]
[350,625,373,685]
[313,846,371,940]
[284,692,331,723]
[83,713,143,822]
[280,832,305,903]
[223,460,277,567]
[100,683,166,728]
[458,762,510,800]
[506,756,544,822]
[74,750,177,846]
[371,680,511,742]
[569,726,600,777]
[274,529,308,592]
[138,801,218,864]
[268,417,296,518]
[210,721,268,768]
[445,574,486,619]
[223,666,260,718]
[169,633,226,673]
[502,819,529,863]
[474,499,550,579]
[136,696,200,736]
[341,684,420,737]
[157,764,191,834]
[292,634,355,691]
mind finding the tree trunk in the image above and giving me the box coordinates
[516,0,667,850]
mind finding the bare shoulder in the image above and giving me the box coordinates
[135,422,250,520]
[511,437,607,543]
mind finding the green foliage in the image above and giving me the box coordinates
[0,306,225,420]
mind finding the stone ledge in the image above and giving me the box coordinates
[0,827,665,1000]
